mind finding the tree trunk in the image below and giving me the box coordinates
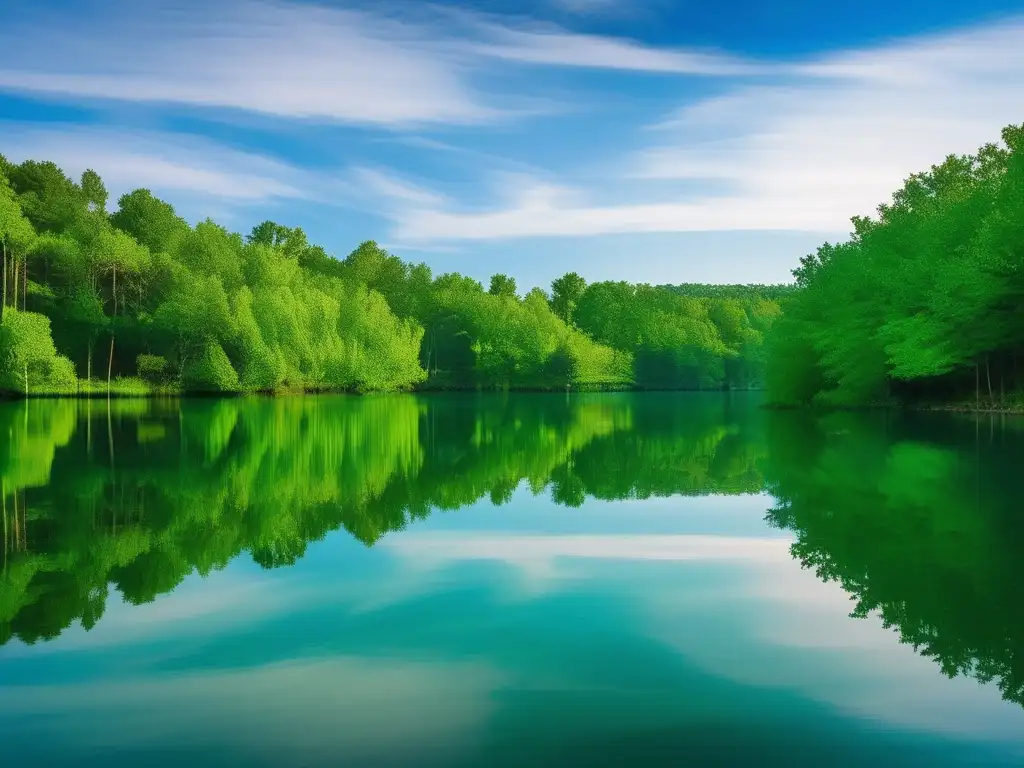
[22,255,27,311]
[1,238,6,323]
[10,257,16,313]
[112,263,117,316]
[1000,355,1005,404]
[87,344,92,387]
[107,335,115,395]
[986,354,993,404]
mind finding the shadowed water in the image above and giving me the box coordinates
[1,393,1023,766]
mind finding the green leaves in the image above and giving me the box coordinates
[0,310,77,394]
[767,122,1024,408]
[109,189,187,254]
[181,340,240,393]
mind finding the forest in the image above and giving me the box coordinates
[3,121,1021,405]
[0,155,783,396]
[766,123,1024,409]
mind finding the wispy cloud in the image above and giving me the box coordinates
[0,124,442,230]
[351,167,451,207]
[463,19,769,75]
[0,125,315,201]
[0,0,779,128]
[385,16,1024,241]
[0,0,497,127]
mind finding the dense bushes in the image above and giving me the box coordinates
[0,310,77,394]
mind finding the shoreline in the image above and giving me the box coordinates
[0,385,769,401]
[762,402,1024,416]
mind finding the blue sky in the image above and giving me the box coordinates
[1,0,1022,290]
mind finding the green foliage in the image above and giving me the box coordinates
[136,353,168,383]
[573,281,777,390]
[181,340,240,393]
[109,188,187,254]
[4,160,85,234]
[768,123,1024,408]
[489,273,518,299]
[550,272,587,324]
[0,155,782,396]
[0,310,77,393]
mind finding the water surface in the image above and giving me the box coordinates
[2,393,1023,766]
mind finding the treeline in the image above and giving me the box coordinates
[0,393,765,645]
[766,123,1024,408]
[0,156,784,396]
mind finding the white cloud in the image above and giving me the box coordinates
[0,0,496,127]
[464,20,768,75]
[0,124,444,224]
[0,0,780,128]
[387,16,1024,241]
[351,167,450,207]
[0,125,329,204]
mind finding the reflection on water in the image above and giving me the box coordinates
[1,393,1023,766]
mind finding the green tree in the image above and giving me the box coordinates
[550,272,586,324]
[489,273,518,299]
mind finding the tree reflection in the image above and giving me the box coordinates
[764,410,1024,707]
[0,393,764,646]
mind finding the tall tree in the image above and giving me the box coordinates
[488,273,517,299]
[550,272,586,325]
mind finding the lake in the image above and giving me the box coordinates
[1,392,1023,766]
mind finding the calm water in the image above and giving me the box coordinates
[2,393,1023,767]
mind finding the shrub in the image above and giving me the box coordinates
[181,340,240,393]
[137,353,169,384]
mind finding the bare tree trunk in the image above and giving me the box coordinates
[1,239,6,323]
[1000,355,1005,404]
[10,257,17,313]
[22,255,27,311]
[986,354,993,404]
[112,263,117,316]
[107,335,115,395]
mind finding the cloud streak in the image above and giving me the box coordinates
[463,19,769,75]
[0,0,495,127]
[385,16,1024,241]
[0,0,779,127]
[0,124,338,204]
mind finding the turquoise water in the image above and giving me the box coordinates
[1,393,1023,766]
